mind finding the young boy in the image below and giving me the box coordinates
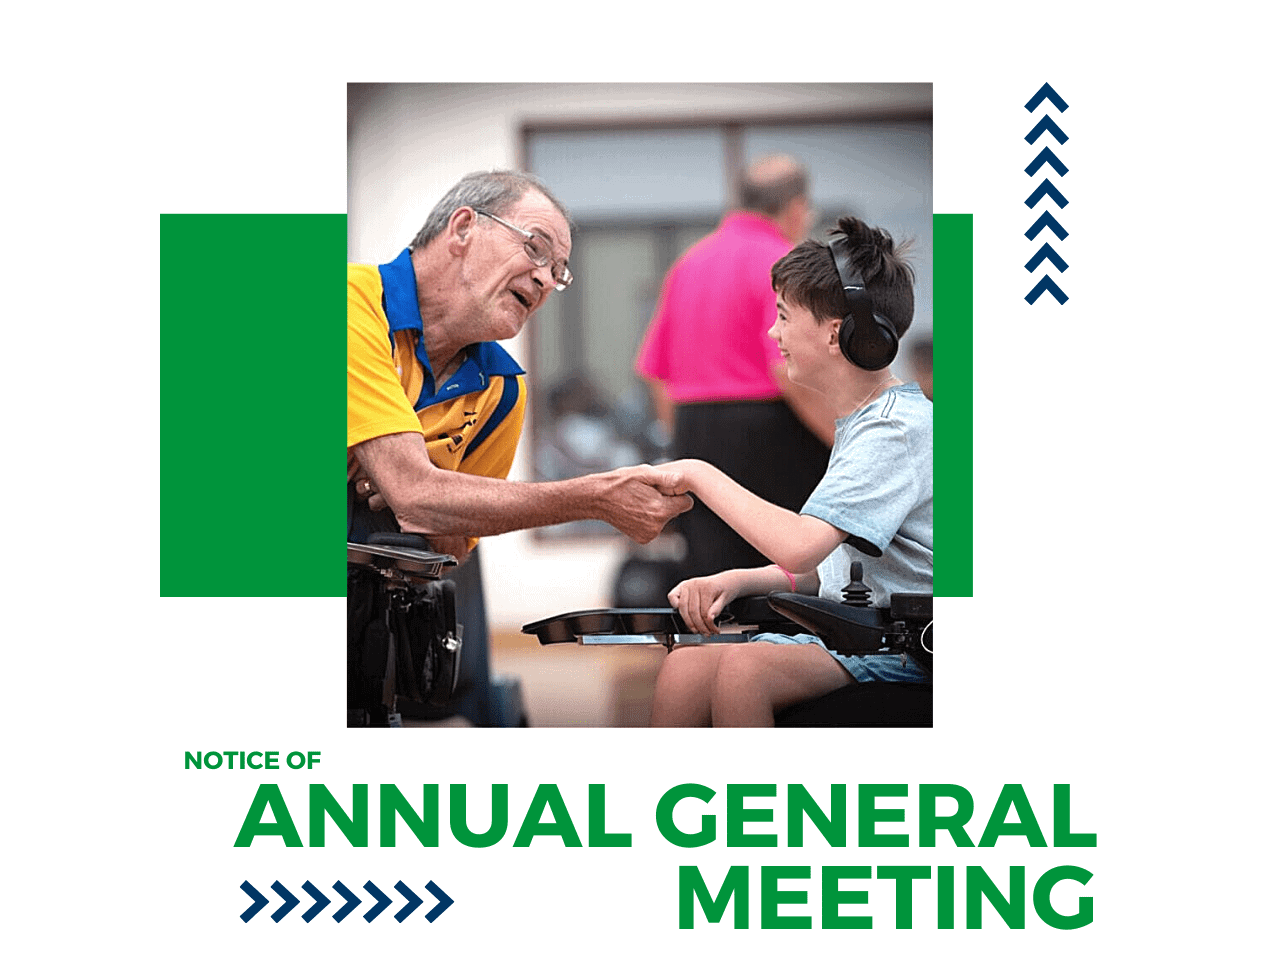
[649,216,932,727]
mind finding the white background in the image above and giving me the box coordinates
[8,3,1275,958]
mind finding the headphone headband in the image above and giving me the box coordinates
[827,235,899,371]
[828,234,866,301]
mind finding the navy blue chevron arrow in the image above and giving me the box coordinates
[332,881,361,923]
[1026,179,1068,209]
[394,881,423,922]
[270,882,299,922]
[1026,276,1069,304]
[424,881,454,922]
[363,881,392,922]
[301,881,331,923]
[240,881,268,923]
[1026,115,1068,145]
[1025,243,1069,273]
[1025,82,1069,112]
[1025,146,1068,177]
[1026,210,1069,241]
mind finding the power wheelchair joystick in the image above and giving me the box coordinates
[841,561,872,607]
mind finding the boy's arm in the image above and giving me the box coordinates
[669,565,820,635]
[665,459,847,574]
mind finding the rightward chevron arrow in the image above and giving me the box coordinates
[363,881,392,922]
[1025,82,1069,112]
[332,881,361,923]
[1025,146,1068,177]
[1026,179,1068,209]
[1026,115,1068,145]
[1026,275,1069,304]
[239,881,455,922]
[394,881,423,922]
[1025,243,1068,273]
[270,881,299,923]
[424,881,455,922]
[240,882,269,923]
[1026,210,1069,241]
[301,881,331,923]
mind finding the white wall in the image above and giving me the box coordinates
[347,82,932,629]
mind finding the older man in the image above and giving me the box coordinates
[348,171,690,727]
[349,170,691,552]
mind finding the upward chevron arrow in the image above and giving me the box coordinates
[1025,82,1069,112]
[1025,179,1069,209]
[1025,146,1068,177]
[1026,115,1068,145]
[1025,243,1069,273]
[1025,210,1069,241]
[1026,275,1069,304]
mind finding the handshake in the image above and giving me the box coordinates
[597,463,696,543]
[352,458,701,552]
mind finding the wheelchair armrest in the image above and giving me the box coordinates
[766,592,933,676]
[765,593,892,655]
[717,595,810,634]
[347,532,457,581]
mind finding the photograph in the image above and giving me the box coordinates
[344,83,935,729]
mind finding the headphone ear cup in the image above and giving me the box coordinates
[840,311,899,370]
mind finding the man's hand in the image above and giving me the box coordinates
[353,472,388,512]
[428,536,471,565]
[601,465,693,543]
[668,570,749,635]
[354,473,470,563]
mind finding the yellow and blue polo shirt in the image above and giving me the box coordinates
[347,248,528,487]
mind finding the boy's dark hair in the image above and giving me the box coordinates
[770,216,915,337]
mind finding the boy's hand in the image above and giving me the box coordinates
[628,459,697,497]
[668,570,748,635]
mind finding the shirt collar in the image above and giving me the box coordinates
[378,248,525,406]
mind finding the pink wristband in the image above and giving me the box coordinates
[773,564,797,591]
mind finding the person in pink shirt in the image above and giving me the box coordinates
[635,155,838,582]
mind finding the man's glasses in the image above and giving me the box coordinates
[474,209,573,291]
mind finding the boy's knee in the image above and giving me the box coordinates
[711,645,769,696]
[656,647,715,692]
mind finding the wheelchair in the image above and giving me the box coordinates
[523,562,933,727]
[347,532,462,727]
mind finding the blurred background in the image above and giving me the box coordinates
[348,83,932,724]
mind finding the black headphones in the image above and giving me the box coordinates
[828,235,899,371]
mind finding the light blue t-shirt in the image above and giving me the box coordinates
[801,382,933,607]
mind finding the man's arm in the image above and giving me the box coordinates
[352,432,692,543]
[661,458,845,574]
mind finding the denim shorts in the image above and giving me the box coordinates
[749,632,930,684]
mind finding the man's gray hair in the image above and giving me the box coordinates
[409,170,573,249]
[738,155,809,217]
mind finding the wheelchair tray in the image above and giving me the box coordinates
[521,608,758,648]
[521,594,815,649]
[347,541,456,579]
